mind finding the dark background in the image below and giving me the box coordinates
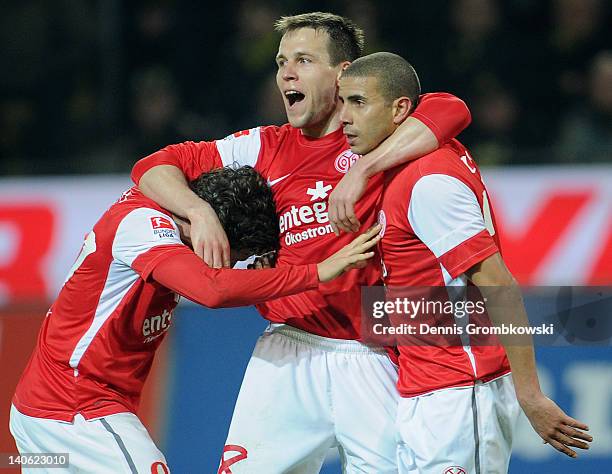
[1,0,610,176]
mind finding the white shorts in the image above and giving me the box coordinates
[220,324,400,473]
[396,374,520,474]
[9,405,169,474]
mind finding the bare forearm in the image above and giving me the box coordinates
[139,165,211,220]
[468,254,543,403]
[477,283,542,402]
[468,257,591,456]
[356,117,438,178]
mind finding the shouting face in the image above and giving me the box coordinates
[276,28,347,137]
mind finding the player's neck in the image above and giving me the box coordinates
[300,109,342,138]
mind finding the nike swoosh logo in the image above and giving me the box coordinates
[267,173,291,186]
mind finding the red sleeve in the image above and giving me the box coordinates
[412,93,472,144]
[131,141,223,185]
[139,245,320,308]
[438,230,499,279]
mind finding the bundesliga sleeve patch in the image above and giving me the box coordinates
[150,216,174,230]
[150,216,178,239]
[113,208,184,267]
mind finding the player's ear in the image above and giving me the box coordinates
[392,97,412,125]
[336,61,351,82]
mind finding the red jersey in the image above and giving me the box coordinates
[132,93,471,339]
[13,188,318,421]
[378,139,511,397]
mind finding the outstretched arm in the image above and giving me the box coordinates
[151,247,319,308]
[148,225,381,308]
[467,254,593,458]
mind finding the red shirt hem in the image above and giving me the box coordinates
[12,395,134,422]
[398,368,512,398]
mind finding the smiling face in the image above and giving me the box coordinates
[338,75,398,155]
[276,28,348,137]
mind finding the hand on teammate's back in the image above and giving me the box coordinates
[328,165,368,235]
[317,224,381,282]
[187,203,231,268]
[521,393,592,458]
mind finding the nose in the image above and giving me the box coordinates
[282,62,297,82]
[339,103,352,125]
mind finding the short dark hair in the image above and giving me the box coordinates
[274,12,364,65]
[189,166,280,255]
[343,52,421,111]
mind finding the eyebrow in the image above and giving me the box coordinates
[276,51,314,61]
[347,94,366,102]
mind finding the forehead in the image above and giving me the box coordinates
[278,27,331,58]
[339,75,382,97]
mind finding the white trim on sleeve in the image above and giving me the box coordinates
[408,174,486,258]
[216,128,262,168]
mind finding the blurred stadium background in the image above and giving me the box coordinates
[1,1,610,473]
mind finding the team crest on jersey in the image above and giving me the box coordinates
[150,216,177,239]
[334,150,360,173]
[377,210,387,237]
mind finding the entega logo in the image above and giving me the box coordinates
[280,180,335,246]
[142,309,173,343]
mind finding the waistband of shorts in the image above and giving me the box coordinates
[266,324,387,354]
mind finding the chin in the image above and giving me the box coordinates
[286,113,305,128]
[351,144,370,155]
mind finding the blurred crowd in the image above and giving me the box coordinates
[1,0,610,174]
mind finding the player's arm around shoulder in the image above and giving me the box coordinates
[132,126,280,268]
[329,93,471,234]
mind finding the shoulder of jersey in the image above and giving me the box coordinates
[260,123,294,142]
[219,124,293,149]
[412,140,471,177]
[109,188,166,217]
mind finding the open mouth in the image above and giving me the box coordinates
[285,90,305,107]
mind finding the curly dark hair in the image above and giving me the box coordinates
[189,166,280,256]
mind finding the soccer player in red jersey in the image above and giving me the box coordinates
[9,166,381,473]
[130,12,471,472]
[338,52,593,473]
